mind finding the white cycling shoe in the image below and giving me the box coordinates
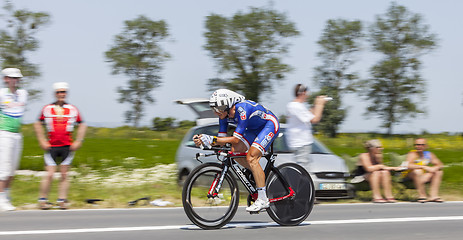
[246,198,270,212]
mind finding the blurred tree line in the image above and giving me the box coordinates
[309,2,436,136]
[0,1,438,135]
[152,117,195,131]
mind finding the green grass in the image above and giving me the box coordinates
[9,125,463,209]
[20,125,184,171]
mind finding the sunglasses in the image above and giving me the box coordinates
[56,91,67,94]
[211,106,227,114]
[414,144,426,146]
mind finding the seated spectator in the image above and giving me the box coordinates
[358,139,400,203]
[404,138,444,203]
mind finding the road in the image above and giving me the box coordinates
[1,202,462,240]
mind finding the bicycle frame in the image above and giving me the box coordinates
[203,149,295,203]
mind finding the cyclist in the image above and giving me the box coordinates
[193,89,280,212]
[33,82,87,209]
[0,68,27,211]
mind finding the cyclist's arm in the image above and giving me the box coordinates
[215,136,241,145]
[218,118,228,137]
[215,117,245,146]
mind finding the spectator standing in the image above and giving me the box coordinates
[286,84,328,168]
[0,68,27,211]
[33,82,87,209]
[405,138,444,203]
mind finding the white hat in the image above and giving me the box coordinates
[53,82,69,90]
[2,68,23,78]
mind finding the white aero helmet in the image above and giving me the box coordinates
[209,89,245,113]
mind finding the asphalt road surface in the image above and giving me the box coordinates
[1,201,462,240]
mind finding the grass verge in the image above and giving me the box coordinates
[9,125,463,209]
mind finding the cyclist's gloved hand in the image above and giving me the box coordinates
[200,134,214,149]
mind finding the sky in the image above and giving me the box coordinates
[5,0,463,134]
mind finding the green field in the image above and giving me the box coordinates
[9,125,463,209]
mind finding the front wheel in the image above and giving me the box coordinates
[266,163,315,226]
[182,162,239,230]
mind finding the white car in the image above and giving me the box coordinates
[175,99,354,200]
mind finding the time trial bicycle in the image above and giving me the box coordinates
[182,144,315,229]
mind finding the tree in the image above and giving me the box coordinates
[0,1,50,100]
[313,19,363,137]
[362,3,437,135]
[204,6,299,102]
[309,88,346,138]
[105,15,170,127]
[178,120,196,129]
[152,117,176,131]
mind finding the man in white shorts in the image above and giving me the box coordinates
[0,68,27,211]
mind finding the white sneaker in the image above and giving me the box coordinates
[0,199,16,211]
[246,198,269,212]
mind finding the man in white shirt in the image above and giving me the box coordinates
[286,84,327,169]
[0,68,27,211]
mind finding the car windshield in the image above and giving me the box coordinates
[189,102,217,119]
[275,129,331,154]
[184,125,332,155]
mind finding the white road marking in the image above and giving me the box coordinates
[0,216,463,235]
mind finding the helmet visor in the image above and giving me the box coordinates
[211,105,228,113]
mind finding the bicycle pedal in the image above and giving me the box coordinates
[249,208,267,215]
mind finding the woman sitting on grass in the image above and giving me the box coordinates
[359,139,400,203]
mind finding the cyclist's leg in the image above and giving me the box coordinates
[246,123,279,212]
[245,146,269,212]
[247,147,265,188]
[250,121,279,188]
[231,140,250,169]
[232,131,265,188]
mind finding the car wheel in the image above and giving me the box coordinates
[177,170,189,186]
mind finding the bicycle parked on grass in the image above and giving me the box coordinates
[182,144,315,229]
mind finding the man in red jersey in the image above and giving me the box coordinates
[33,82,87,209]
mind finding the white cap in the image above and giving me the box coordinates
[53,82,69,90]
[2,68,23,78]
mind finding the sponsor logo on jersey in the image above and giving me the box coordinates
[265,132,274,141]
[238,106,246,120]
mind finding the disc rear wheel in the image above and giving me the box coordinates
[266,163,315,226]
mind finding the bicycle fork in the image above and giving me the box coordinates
[207,165,229,199]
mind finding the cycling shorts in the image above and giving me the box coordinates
[44,146,75,166]
[236,120,279,155]
[0,130,22,181]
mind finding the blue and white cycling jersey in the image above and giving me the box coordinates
[218,100,279,154]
